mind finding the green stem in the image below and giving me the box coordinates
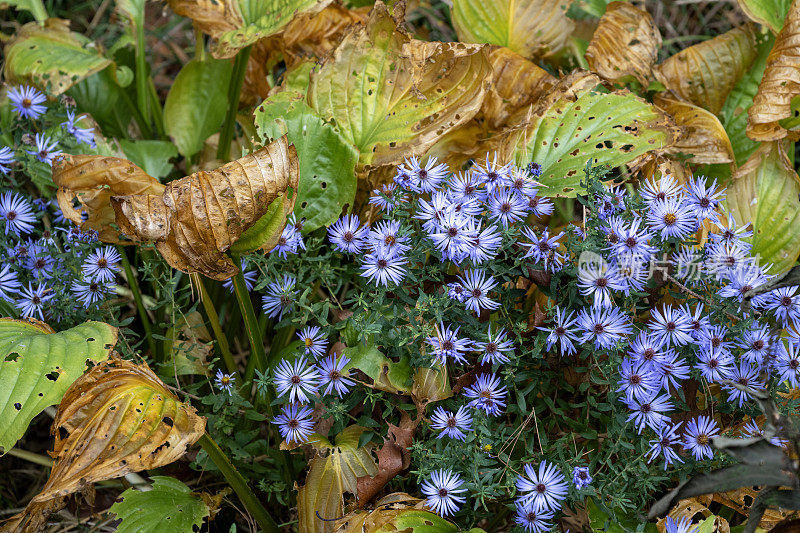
[119,248,159,359]
[133,6,151,130]
[26,0,48,22]
[196,276,238,377]
[233,270,269,387]
[216,46,252,162]
[147,78,165,138]
[198,433,279,533]
[118,86,152,138]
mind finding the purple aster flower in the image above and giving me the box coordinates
[0,146,14,175]
[773,341,800,386]
[616,357,660,402]
[487,189,528,228]
[540,306,580,356]
[705,240,752,280]
[466,224,502,264]
[261,274,297,320]
[222,260,257,292]
[626,391,673,434]
[646,196,696,240]
[614,256,648,294]
[473,153,512,193]
[360,248,407,287]
[26,244,55,280]
[428,209,477,262]
[648,305,693,348]
[402,156,448,193]
[15,282,54,321]
[448,171,486,204]
[521,228,565,271]
[369,219,410,256]
[369,182,406,212]
[426,322,472,365]
[723,362,764,407]
[766,287,800,327]
[695,344,735,383]
[82,245,121,283]
[273,356,320,404]
[273,223,302,258]
[601,216,626,247]
[685,175,725,224]
[8,85,47,119]
[741,419,788,447]
[577,261,625,309]
[61,110,96,147]
[626,331,665,372]
[515,502,555,533]
[476,326,514,365]
[430,405,473,440]
[665,516,698,533]
[576,306,633,350]
[447,281,467,302]
[272,403,315,445]
[70,279,111,306]
[415,192,453,234]
[639,173,684,204]
[680,303,710,340]
[26,133,61,165]
[328,214,368,254]
[420,469,467,517]
[0,264,21,302]
[647,422,684,470]
[458,269,499,314]
[527,162,542,178]
[737,323,772,366]
[516,460,568,512]
[463,373,507,416]
[526,192,554,218]
[572,467,592,489]
[0,192,36,236]
[502,167,539,198]
[673,246,704,282]
[710,212,753,246]
[718,265,771,306]
[613,218,657,260]
[683,415,719,460]
[656,350,690,390]
[394,165,413,189]
[297,326,328,359]
[317,354,354,397]
[214,369,235,395]
[695,324,731,356]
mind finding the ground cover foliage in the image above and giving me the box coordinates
[2,0,800,531]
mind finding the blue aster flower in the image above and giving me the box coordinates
[26,133,61,166]
[723,362,764,407]
[272,403,315,445]
[15,281,54,321]
[601,216,626,247]
[472,153,512,193]
[70,278,111,306]
[428,209,477,262]
[614,256,648,294]
[665,516,699,533]
[646,196,696,240]
[766,286,800,327]
[0,146,14,175]
[736,322,772,366]
[672,245,704,282]
[656,350,690,390]
[695,344,734,383]
[521,228,565,272]
[525,192,554,217]
[572,466,592,489]
[685,175,725,224]
[710,212,753,246]
[487,188,528,228]
[616,357,660,402]
[0,192,36,236]
[328,214,368,254]
[463,373,507,416]
[502,167,539,198]
[402,156,448,193]
[526,162,542,178]
[514,501,555,533]
[458,269,499,313]
[466,224,502,264]
[82,245,121,283]
[222,260,257,292]
[639,173,684,204]
[8,85,47,119]
[261,274,297,320]
[447,172,486,204]
[625,391,673,434]
[647,422,684,470]
[682,415,719,460]
[430,405,473,440]
[394,164,414,189]
[626,331,665,372]
[717,265,771,306]
[297,326,328,359]
[476,326,514,365]
[360,248,408,287]
[516,460,568,512]
[273,223,302,258]
[741,419,787,447]
[317,354,354,397]
[540,306,580,356]
[695,323,731,355]
[26,244,55,280]
[420,469,467,517]
[680,303,710,340]
[414,192,453,234]
[577,261,626,309]
[576,306,633,350]
[0,264,21,302]
[705,240,752,280]
[426,322,472,365]
[773,341,800,387]
[214,369,235,395]
[273,356,320,404]
[61,110,96,147]
[648,305,693,348]
[369,182,406,213]
[613,218,657,261]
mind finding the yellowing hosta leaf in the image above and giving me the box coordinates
[655,25,757,115]
[0,319,117,454]
[585,1,661,85]
[737,0,793,33]
[451,0,574,59]
[3,357,205,532]
[297,426,378,533]
[3,19,113,95]
[654,94,735,165]
[307,1,491,169]
[500,79,678,196]
[747,0,800,141]
[411,364,452,406]
[727,141,800,273]
[336,506,460,533]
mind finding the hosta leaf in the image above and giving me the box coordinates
[119,139,179,179]
[3,19,112,95]
[737,0,793,33]
[307,1,491,169]
[747,0,800,141]
[343,343,412,395]
[53,154,165,244]
[297,425,378,533]
[254,91,358,232]
[500,78,678,196]
[281,3,370,65]
[336,507,460,533]
[164,58,234,158]
[726,141,800,273]
[3,357,206,532]
[655,25,757,115]
[451,0,574,59]
[109,476,210,533]
[0,319,117,454]
[68,67,134,139]
[585,1,661,85]
[411,364,451,406]
[1,0,47,21]
[655,94,735,165]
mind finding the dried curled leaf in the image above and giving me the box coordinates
[335,494,459,533]
[3,357,205,533]
[451,0,574,59]
[109,136,298,280]
[585,1,661,85]
[308,1,491,169]
[53,154,165,244]
[283,4,370,64]
[655,25,757,114]
[747,0,800,141]
[654,94,735,165]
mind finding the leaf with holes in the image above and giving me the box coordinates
[336,506,460,533]
[655,94,734,165]
[109,476,210,533]
[0,319,117,455]
[307,1,491,169]
[451,0,574,59]
[3,357,206,532]
[3,18,113,95]
[254,90,358,232]
[500,82,678,197]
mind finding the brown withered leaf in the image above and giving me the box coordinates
[2,357,205,533]
[355,412,416,508]
[411,363,452,407]
[53,155,165,244]
[585,1,661,85]
[334,493,459,532]
[481,46,557,129]
[711,487,794,529]
[240,38,276,108]
[747,0,800,141]
[283,4,370,65]
[634,155,693,185]
[655,25,757,114]
[109,135,298,280]
[166,0,242,41]
[654,94,735,165]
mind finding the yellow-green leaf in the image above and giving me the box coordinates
[737,0,793,33]
[109,476,210,533]
[655,94,735,165]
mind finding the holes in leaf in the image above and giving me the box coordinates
[13,403,21,410]
[152,440,171,455]
[58,426,69,440]
[301,201,308,209]
[321,182,327,190]
[162,416,174,427]
[4,352,20,362]
[86,337,95,342]
[45,371,59,381]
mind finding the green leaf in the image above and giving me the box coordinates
[2,0,48,21]
[229,194,288,254]
[504,86,677,196]
[0,319,117,454]
[3,18,112,95]
[343,343,412,394]
[164,58,233,157]
[388,510,460,532]
[254,91,358,232]
[119,139,178,179]
[737,0,792,33]
[68,67,133,139]
[109,476,210,533]
[727,141,800,274]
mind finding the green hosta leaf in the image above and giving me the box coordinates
[343,343,412,394]
[727,141,800,274]
[383,510,460,532]
[737,0,792,33]
[503,85,677,196]
[1,0,48,21]
[109,476,210,533]
[0,319,117,454]
[229,194,288,254]
[119,139,178,179]
[165,58,233,157]
[254,91,358,232]
[3,18,112,95]
[68,67,133,139]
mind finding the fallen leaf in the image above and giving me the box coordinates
[654,93,735,165]
[411,363,452,406]
[356,412,416,508]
